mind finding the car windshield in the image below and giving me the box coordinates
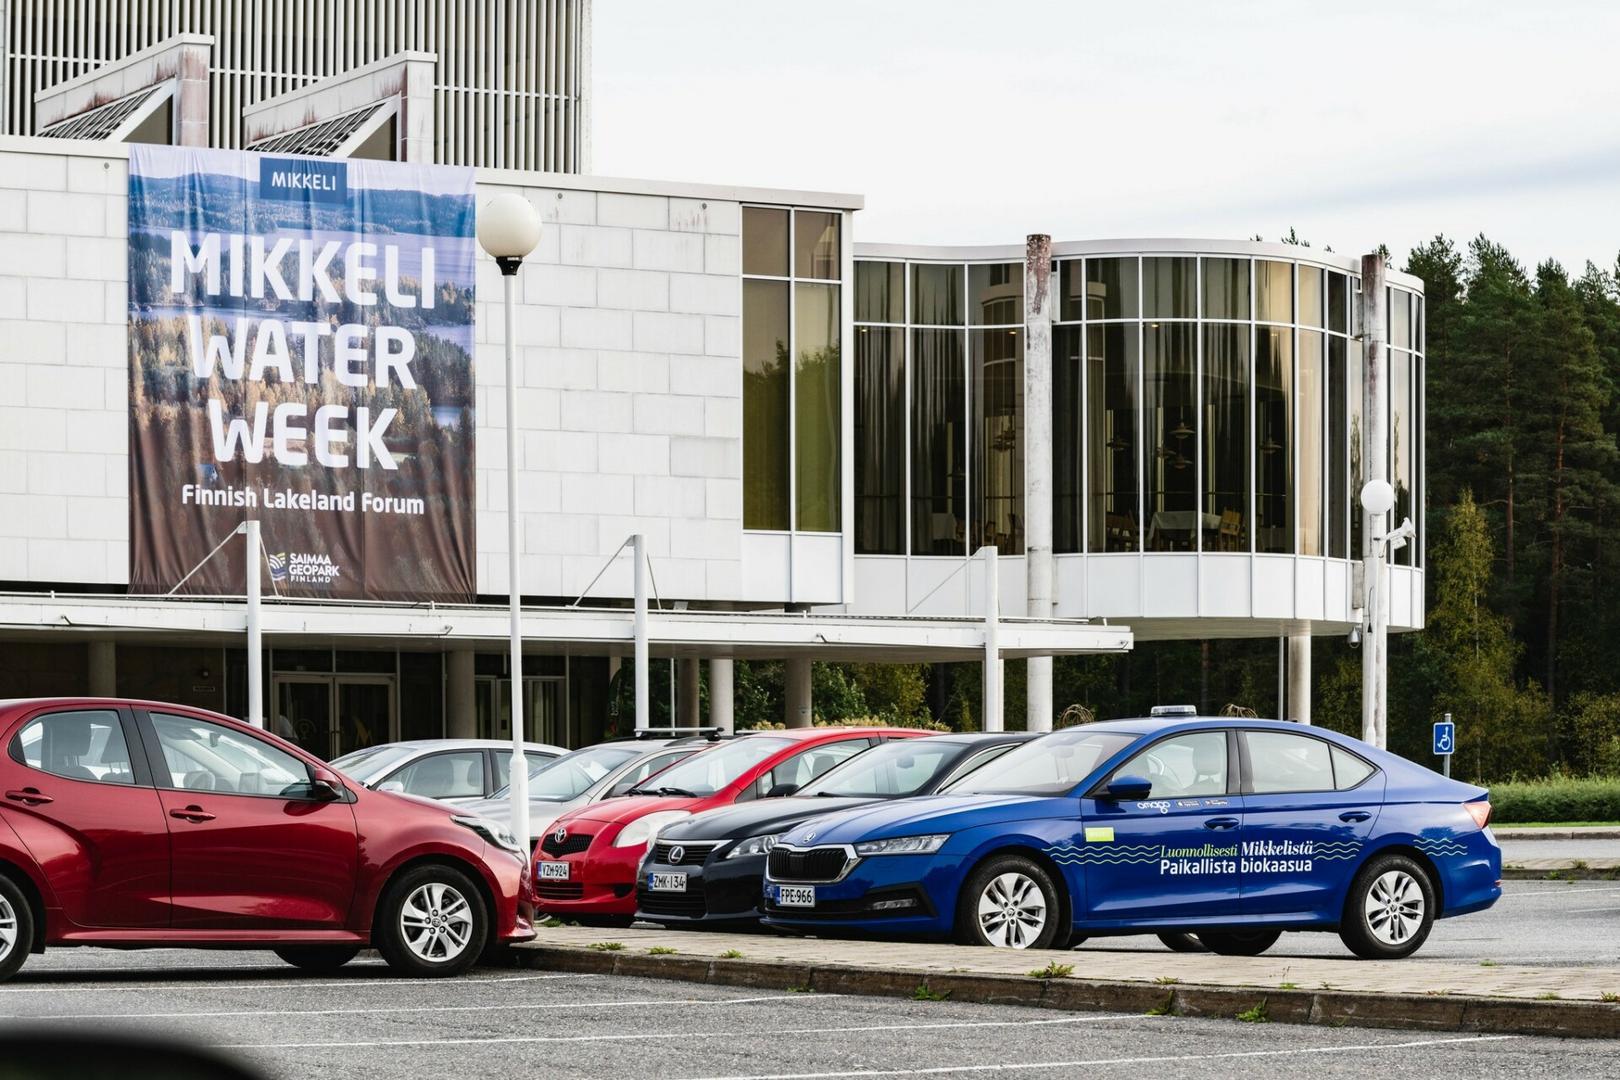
[492,744,643,801]
[945,731,1136,797]
[330,744,415,784]
[799,739,962,798]
[626,736,793,797]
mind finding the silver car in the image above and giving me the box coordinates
[461,737,710,848]
[330,738,566,805]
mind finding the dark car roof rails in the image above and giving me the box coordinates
[631,725,737,743]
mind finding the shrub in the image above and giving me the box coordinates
[1487,776,1620,823]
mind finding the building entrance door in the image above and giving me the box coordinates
[272,675,396,759]
[477,677,564,746]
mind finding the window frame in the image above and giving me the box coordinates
[134,708,324,802]
[1087,728,1239,799]
[8,705,152,788]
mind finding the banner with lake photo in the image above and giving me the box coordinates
[127,145,477,602]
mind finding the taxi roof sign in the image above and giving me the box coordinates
[1149,704,1198,717]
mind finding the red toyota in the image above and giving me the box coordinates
[533,727,930,924]
[0,698,535,981]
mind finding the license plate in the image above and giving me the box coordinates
[538,861,570,880]
[648,872,687,893]
[776,885,816,908]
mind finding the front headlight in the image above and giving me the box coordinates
[453,814,523,854]
[853,833,950,856]
[724,833,779,860]
[613,810,692,848]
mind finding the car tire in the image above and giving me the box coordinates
[1157,932,1206,953]
[954,854,1064,950]
[273,946,361,973]
[1196,929,1281,956]
[375,864,488,978]
[0,875,34,983]
[1339,852,1436,960]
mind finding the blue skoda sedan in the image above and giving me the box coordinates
[761,713,1501,959]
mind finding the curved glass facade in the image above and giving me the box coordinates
[854,245,1424,577]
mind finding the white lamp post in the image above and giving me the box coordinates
[477,193,543,854]
[1360,478,1394,750]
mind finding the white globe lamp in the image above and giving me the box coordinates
[1359,479,1395,517]
[477,193,543,275]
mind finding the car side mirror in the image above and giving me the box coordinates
[377,780,406,794]
[1102,774,1152,801]
[311,767,347,801]
[765,782,800,798]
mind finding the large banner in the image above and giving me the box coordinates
[127,146,477,602]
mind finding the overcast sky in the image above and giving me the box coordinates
[593,0,1620,275]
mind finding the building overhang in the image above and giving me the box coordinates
[0,593,1131,663]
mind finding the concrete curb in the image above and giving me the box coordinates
[517,944,1620,1040]
[1495,828,1620,840]
[1502,865,1620,881]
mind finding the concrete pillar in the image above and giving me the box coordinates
[678,658,701,730]
[708,658,734,733]
[982,545,1002,732]
[1024,233,1055,733]
[784,658,813,728]
[1361,253,1390,750]
[87,641,116,697]
[1287,633,1312,725]
[446,650,477,738]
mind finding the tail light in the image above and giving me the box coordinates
[1464,801,1492,829]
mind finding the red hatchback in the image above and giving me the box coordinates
[0,698,535,981]
[533,727,930,924]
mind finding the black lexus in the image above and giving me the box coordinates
[635,731,1035,928]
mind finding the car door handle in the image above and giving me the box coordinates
[1203,817,1240,830]
[1339,810,1372,823]
[5,789,52,806]
[169,806,215,823]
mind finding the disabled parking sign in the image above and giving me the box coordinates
[1433,720,1455,756]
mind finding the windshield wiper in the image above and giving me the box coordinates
[652,785,698,797]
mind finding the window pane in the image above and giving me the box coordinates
[795,283,842,532]
[1114,731,1228,798]
[1298,266,1323,329]
[1349,336,1364,557]
[1327,270,1348,333]
[1255,260,1293,323]
[1085,257,1138,320]
[1388,288,1412,349]
[912,263,963,326]
[394,751,485,799]
[1203,257,1249,320]
[1298,331,1324,556]
[1415,353,1424,567]
[743,279,790,530]
[742,206,789,277]
[911,328,967,555]
[973,327,1024,553]
[1392,348,1412,565]
[771,739,869,789]
[1256,326,1293,553]
[1142,257,1194,318]
[1247,731,1333,794]
[13,709,134,785]
[1327,336,1347,559]
[1086,323,1140,552]
[1143,323,1197,551]
[1351,276,1362,337]
[1203,324,1249,551]
[855,327,904,554]
[150,713,310,796]
[794,210,840,280]
[1054,326,1083,553]
[969,262,1022,325]
[856,261,904,323]
[1332,745,1376,790]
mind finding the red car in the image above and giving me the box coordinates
[533,727,930,924]
[0,698,535,981]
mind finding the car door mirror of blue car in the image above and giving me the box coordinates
[1101,775,1152,801]
[766,782,801,798]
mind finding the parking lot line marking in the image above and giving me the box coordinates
[1567,905,1617,913]
[217,1013,1144,1051]
[7,992,842,1022]
[662,1034,1523,1079]
[0,972,600,995]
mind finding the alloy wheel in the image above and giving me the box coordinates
[0,895,14,963]
[977,871,1047,948]
[400,882,475,963]
[1364,869,1424,946]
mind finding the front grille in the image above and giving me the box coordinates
[767,845,852,883]
[536,880,584,902]
[539,830,594,857]
[637,886,707,919]
[651,841,721,866]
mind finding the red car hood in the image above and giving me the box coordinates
[563,793,710,827]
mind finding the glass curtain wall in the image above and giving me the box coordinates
[741,206,842,533]
[971,264,1025,553]
[1143,323,1196,550]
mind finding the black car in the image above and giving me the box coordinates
[635,732,1036,928]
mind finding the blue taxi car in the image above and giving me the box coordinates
[761,710,1501,959]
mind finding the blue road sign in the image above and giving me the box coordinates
[1433,720,1456,756]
